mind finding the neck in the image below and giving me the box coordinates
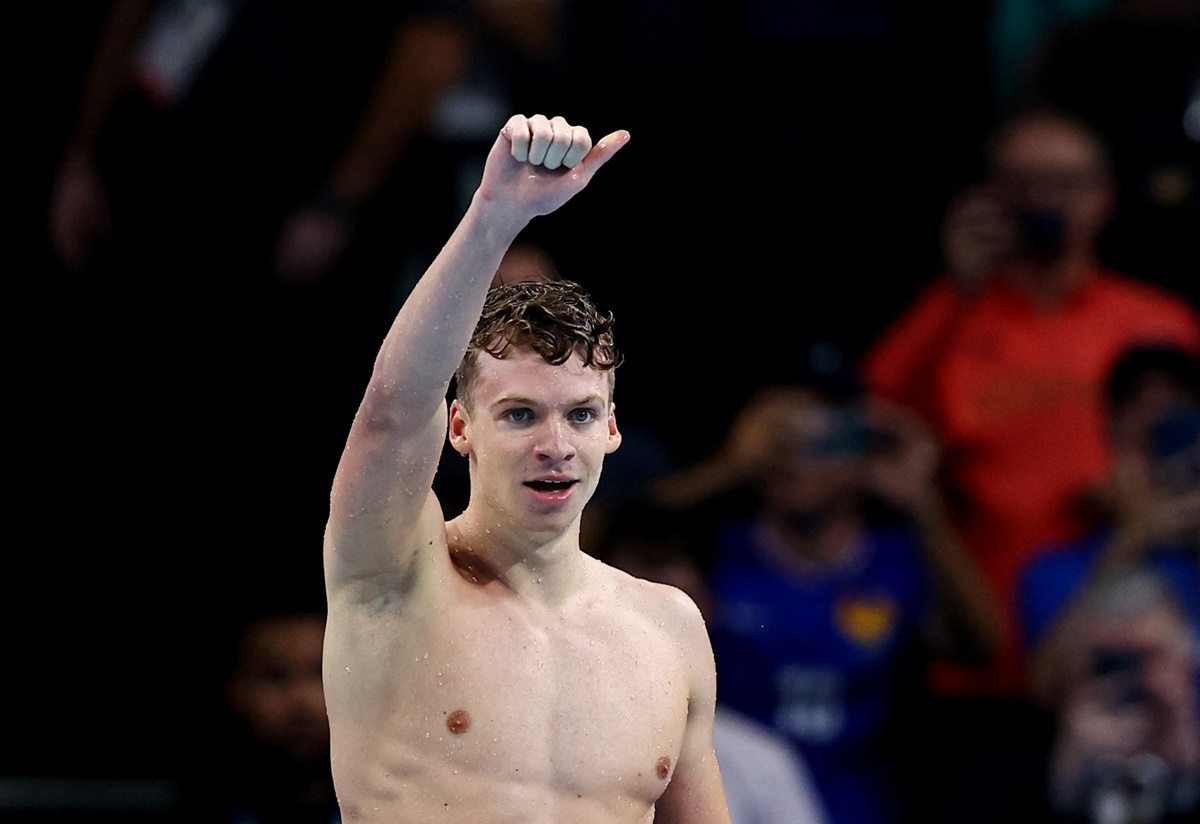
[446,510,587,603]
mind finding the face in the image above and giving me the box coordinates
[1111,375,1200,496]
[1078,607,1195,713]
[990,116,1115,254]
[225,614,328,761]
[760,398,866,520]
[449,347,621,539]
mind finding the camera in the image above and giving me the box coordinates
[1150,401,1200,492]
[1090,647,1150,708]
[1014,207,1068,258]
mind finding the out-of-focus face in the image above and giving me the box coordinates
[225,614,328,761]
[759,396,866,520]
[1111,375,1200,496]
[990,116,1115,256]
[1068,601,1199,771]
[449,346,621,541]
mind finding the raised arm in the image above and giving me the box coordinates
[324,114,628,591]
[271,13,473,282]
[49,0,154,273]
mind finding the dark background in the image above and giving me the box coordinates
[15,0,1199,808]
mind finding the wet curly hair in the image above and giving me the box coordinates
[454,280,621,410]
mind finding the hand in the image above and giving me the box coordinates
[476,114,629,223]
[721,387,809,478]
[862,398,943,514]
[1110,447,1200,555]
[272,205,354,284]
[48,154,112,273]
[939,183,1018,293]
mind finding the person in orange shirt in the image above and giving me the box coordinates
[860,105,1200,824]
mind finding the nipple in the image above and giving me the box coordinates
[446,709,472,734]
[656,756,671,780]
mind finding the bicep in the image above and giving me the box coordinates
[655,596,731,824]
[655,737,730,824]
[324,396,449,591]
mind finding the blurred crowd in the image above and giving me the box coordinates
[20,0,1199,822]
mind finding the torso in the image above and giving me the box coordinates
[323,527,694,823]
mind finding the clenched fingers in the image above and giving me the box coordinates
[507,114,594,170]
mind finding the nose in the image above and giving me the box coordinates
[534,419,576,462]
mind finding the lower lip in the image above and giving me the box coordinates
[525,484,575,504]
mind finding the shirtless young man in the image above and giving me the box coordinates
[321,113,732,823]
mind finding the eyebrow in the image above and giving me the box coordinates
[491,394,606,409]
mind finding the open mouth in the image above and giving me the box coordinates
[524,479,577,493]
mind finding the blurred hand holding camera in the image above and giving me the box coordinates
[939,183,1021,294]
[1107,447,1200,557]
[860,399,943,516]
[720,386,813,481]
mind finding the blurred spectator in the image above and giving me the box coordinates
[595,500,831,824]
[1013,0,1200,295]
[1019,343,1200,707]
[1040,568,1199,824]
[862,105,1200,694]
[174,593,336,824]
[644,345,1000,824]
[49,0,473,558]
[861,103,1200,824]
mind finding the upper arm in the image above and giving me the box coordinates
[653,591,732,824]
[323,386,449,595]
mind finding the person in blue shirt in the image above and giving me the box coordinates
[1018,342,1200,708]
[647,344,1002,824]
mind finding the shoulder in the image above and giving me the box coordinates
[596,561,712,650]
[1091,271,1200,322]
[608,562,706,622]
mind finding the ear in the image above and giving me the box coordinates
[448,399,471,456]
[606,403,623,455]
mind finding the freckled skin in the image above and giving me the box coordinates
[446,709,472,734]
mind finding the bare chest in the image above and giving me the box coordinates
[325,585,690,806]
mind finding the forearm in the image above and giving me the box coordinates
[647,453,754,510]
[911,495,1003,664]
[369,190,528,406]
[1027,524,1155,703]
[325,16,470,207]
[65,0,154,159]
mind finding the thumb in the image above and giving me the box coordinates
[579,129,631,175]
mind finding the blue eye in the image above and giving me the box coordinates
[570,408,597,424]
[505,408,533,423]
